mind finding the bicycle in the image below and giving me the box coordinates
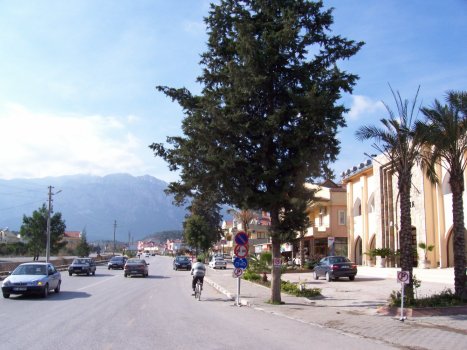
[194,280,202,301]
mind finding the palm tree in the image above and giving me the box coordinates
[419,90,467,298]
[355,87,424,301]
[229,209,257,234]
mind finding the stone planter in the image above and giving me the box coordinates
[418,259,431,269]
[376,256,386,268]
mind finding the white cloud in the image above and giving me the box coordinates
[0,104,146,179]
[347,95,385,121]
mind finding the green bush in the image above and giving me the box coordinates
[243,269,261,281]
[389,288,466,307]
[281,280,321,298]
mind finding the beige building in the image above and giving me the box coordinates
[301,180,348,259]
[342,155,467,268]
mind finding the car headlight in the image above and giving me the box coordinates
[2,279,11,287]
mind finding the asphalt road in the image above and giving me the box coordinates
[0,256,398,350]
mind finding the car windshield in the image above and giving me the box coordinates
[329,257,350,264]
[111,257,123,262]
[177,257,189,262]
[74,259,89,264]
[127,259,143,264]
[13,264,47,275]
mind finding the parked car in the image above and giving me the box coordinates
[209,256,227,269]
[173,256,192,271]
[145,253,150,258]
[107,256,127,270]
[313,256,357,282]
[124,258,149,277]
[68,258,96,276]
[2,262,61,298]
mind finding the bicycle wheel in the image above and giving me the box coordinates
[196,282,202,301]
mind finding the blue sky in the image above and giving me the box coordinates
[0,0,465,183]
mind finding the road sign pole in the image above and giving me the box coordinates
[399,283,406,322]
[236,276,241,306]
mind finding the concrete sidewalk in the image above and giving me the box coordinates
[204,266,467,350]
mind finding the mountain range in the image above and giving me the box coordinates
[0,174,187,241]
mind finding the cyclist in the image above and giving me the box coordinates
[191,257,206,295]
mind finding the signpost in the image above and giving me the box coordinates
[397,271,410,321]
[233,231,249,306]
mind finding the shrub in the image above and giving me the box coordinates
[281,280,321,298]
[389,288,466,307]
[243,269,261,281]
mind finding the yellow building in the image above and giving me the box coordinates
[342,155,467,268]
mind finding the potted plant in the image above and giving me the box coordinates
[418,242,434,268]
[370,248,393,267]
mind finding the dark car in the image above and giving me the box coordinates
[2,262,61,298]
[173,256,192,271]
[68,258,96,276]
[107,256,127,270]
[313,256,357,282]
[124,258,149,277]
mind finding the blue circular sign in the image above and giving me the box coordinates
[233,257,248,269]
[234,231,249,245]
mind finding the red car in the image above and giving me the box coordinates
[124,258,149,278]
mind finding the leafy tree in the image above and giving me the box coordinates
[75,229,91,257]
[151,0,363,303]
[356,87,424,301]
[183,214,212,256]
[20,204,66,260]
[419,90,467,298]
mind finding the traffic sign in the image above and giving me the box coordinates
[232,268,244,278]
[273,258,282,267]
[234,231,249,245]
[234,244,249,258]
[397,271,410,284]
[233,257,248,269]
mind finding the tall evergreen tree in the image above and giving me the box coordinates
[76,229,91,257]
[151,0,363,303]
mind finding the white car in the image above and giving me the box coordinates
[2,262,61,298]
[209,257,227,269]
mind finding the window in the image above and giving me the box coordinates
[338,210,346,225]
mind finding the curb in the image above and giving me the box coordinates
[204,277,251,306]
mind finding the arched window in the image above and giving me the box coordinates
[368,192,375,213]
[353,198,362,217]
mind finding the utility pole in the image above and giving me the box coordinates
[113,220,117,256]
[46,186,61,263]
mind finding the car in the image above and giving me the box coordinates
[2,262,61,298]
[68,258,96,276]
[313,256,357,282]
[173,256,192,271]
[107,256,127,270]
[145,253,150,258]
[209,256,227,269]
[124,258,149,277]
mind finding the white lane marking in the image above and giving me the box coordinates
[77,274,119,291]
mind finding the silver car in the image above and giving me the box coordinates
[2,262,61,298]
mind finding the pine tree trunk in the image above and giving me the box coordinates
[450,172,466,298]
[270,209,282,304]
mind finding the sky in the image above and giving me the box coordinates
[0,0,465,184]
